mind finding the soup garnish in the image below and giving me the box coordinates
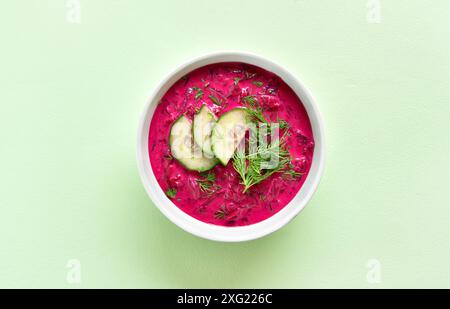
[149,62,314,226]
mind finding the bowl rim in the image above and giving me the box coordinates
[137,51,326,242]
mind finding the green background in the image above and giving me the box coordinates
[0,0,449,288]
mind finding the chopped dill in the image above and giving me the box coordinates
[245,72,257,79]
[214,205,229,220]
[277,117,290,130]
[181,75,190,86]
[192,86,203,100]
[164,152,173,160]
[283,169,303,180]
[245,106,268,125]
[166,188,177,199]
[209,94,222,106]
[241,95,258,107]
[196,171,220,195]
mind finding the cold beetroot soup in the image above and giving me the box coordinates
[149,62,314,226]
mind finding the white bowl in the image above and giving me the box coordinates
[137,51,325,242]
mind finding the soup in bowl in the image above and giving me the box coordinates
[137,52,325,242]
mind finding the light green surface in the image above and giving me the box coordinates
[0,0,449,288]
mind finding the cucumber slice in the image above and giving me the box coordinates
[193,104,217,157]
[170,115,218,172]
[211,108,248,166]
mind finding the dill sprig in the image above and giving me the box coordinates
[253,81,263,87]
[232,109,294,193]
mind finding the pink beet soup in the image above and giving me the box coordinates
[148,62,314,226]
